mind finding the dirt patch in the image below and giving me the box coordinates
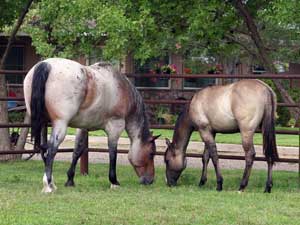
[25,136,299,172]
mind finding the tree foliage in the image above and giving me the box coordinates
[0,0,25,31]
[21,0,300,65]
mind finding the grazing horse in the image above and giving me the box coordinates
[24,58,159,193]
[164,79,279,193]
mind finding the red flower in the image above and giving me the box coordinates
[184,68,192,74]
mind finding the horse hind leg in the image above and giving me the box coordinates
[264,159,273,193]
[239,132,256,192]
[65,129,88,187]
[42,120,67,193]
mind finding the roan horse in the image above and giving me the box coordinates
[164,79,279,193]
[24,58,159,193]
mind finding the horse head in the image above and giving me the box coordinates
[164,138,187,186]
[129,134,160,185]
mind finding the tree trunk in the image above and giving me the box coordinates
[222,55,239,84]
[0,0,34,159]
[231,0,300,123]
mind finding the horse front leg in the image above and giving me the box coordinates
[199,132,215,187]
[200,130,223,191]
[199,146,210,186]
[42,121,67,193]
[108,141,120,188]
[65,129,88,187]
[239,134,256,192]
[105,119,125,188]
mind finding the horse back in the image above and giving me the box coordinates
[24,58,135,130]
[189,80,273,133]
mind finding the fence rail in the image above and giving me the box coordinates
[0,148,298,164]
[1,72,299,181]
[126,73,300,79]
[1,97,298,108]
[0,123,299,135]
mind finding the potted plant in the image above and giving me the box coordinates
[161,64,177,74]
[155,106,169,124]
[149,64,177,82]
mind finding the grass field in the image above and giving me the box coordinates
[0,161,299,225]
[65,127,299,147]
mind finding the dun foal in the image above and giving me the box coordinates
[164,79,279,192]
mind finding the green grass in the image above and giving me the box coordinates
[0,161,299,225]
[64,127,299,147]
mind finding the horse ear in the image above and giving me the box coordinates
[149,134,161,142]
[165,138,171,147]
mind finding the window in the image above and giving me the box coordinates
[252,65,266,74]
[87,50,103,65]
[183,55,216,89]
[134,56,170,88]
[0,46,24,84]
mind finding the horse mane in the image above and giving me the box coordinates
[140,103,151,142]
[91,61,113,68]
[120,75,151,143]
[173,105,194,144]
[175,107,187,129]
[132,90,151,142]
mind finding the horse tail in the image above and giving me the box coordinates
[261,88,279,164]
[30,62,51,147]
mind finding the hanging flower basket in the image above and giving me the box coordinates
[150,64,177,82]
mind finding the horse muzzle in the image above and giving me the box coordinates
[139,176,154,185]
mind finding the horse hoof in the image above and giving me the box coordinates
[216,183,223,191]
[65,180,75,187]
[264,182,272,193]
[51,182,57,190]
[199,179,207,186]
[41,186,54,193]
[237,190,243,194]
[110,184,120,189]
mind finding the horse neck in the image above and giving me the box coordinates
[173,109,194,154]
[125,100,151,146]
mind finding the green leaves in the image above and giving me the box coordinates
[20,0,300,63]
[0,0,25,31]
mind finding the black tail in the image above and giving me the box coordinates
[262,90,279,164]
[30,62,51,147]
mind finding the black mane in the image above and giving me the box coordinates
[140,103,151,142]
[125,78,151,143]
[173,105,194,144]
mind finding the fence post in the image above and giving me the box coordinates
[80,130,89,175]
